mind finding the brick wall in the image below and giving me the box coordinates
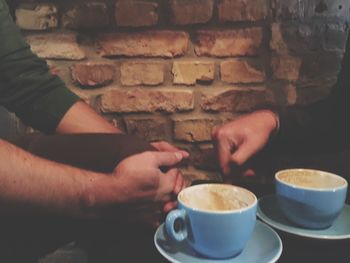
[14,0,350,182]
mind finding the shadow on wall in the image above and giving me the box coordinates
[272,0,350,106]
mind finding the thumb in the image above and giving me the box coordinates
[151,151,183,167]
[230,141,258,166]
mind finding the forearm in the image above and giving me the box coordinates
[0,139,108,217]
[56,101,122,134]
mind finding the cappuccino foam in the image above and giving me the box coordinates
[179,185,253,211]
[278,170,346,189]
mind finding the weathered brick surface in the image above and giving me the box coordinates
[124,117,168,141]
[191,145,219,171]
[270,23,289,54]
[201,88,269,112]
[62,2,109,29]
[100,88,194,113]
[26,33,85,60]
[194,28,263,57]
[297,51,343,89]
[173,118,221,142]
[16,4,58,30]
[13,0,349,179]
[172,61,214,85]
[97,31,189,58]
[271,54,301,80]
[221,60,265,84]
[169,0,213,25]
[324,23,349,51]
[120,61,164,86]
[218,0,268,22]
[71,61,115,87]
[274,0,350,22]
[270,22,323,54]
[270,22,347,55]
[283,83,297,106]
[115,1,158,27]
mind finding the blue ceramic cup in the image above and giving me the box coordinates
[276,169,348,229]
[165,184,257,259]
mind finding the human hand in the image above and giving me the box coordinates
[212,110,279,178]
[151,141,189,158]
[150,141,190,213]
[89,151,185,227]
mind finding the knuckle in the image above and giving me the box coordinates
[215,127,229,140]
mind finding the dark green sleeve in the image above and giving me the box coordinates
[0,0,80,134]
[273,32,350,153]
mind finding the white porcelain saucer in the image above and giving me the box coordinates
[154,220,282,263]
[257,195,350,240]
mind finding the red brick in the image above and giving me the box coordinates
[173,118,221,142]
[124,117,168,141]
[62,2,109,29]
[26,32,85,60]
[169,0,213,25]
[218,0,268,22]
[221,60,265,84]
[172,61,214,85]
[201,88,269,112]
[191,145,219,171]
[97,31,189,58]
[71,61,115,87]
[100,88,194,113]
[15,4,58,30]
[120,61,164,86]
[271,54,301,81]
[115,1,158,27]
[195,28,263,57]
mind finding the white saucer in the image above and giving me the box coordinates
[257,195,350,240]
[154,220,282,263]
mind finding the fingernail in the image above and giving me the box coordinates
[181,151,190,158]
[175,152,183,160]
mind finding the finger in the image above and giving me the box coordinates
[163,201,178,213]
[151,151,184,167]
[173,170,184,194]
[152,141,190,158]
[212,127,236,176]
[155,168,179,202]
[151,141,178,151]
[230,141,260,166]
[214,137,235,176]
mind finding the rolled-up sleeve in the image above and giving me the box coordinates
[0,0,80,134]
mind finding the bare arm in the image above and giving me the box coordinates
[0,138,100,217]
[0,139,185,221]
[56,101,122,134]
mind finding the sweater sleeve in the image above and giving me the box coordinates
[0,0,80,134]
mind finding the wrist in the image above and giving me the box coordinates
[256,109,280,135]
[80,172,115,218]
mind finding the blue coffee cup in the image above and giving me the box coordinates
[165,184,257,259]
[276,169,348,229]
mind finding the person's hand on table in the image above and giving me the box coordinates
[151,141,190,213]
[211,110,279,182]
[86,149,187,228]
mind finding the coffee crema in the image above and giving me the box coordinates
[179,184,253,211]
[278,170,346,189]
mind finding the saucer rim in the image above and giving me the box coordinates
[257,194,350,240]
[154,220,283,263]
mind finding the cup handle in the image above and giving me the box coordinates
[165,209,187,242]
